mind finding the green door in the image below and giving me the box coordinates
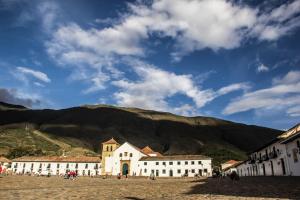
[122,163,129,175]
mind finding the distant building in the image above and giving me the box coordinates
[11,156,101,176]
[101,138,212,177]
[236,123,300,176]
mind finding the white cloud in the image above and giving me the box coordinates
[44,0,300,94]
[33,82,45,87]
[47,0,300,64]
[0,87,41,108]
[37,1,60,32]
[252,0,300,41]
[16,67,51,83]
[223,70,300,116]
[287,105,300,117]
[112,59,249,116]
[217,83,250,96]
[272,70,300,85]
[257,63,269,73]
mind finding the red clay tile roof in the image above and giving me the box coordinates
[139,155,211,161]
[223,160,239,165]
[0,156,11,163]
[102,138,119,144]
[12,156,101,163]
[222,161,243,171]
[141,146,155,154]
[151,152,163,157]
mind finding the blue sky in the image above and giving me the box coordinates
[0,0,300,130]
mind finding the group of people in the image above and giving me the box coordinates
[0,165,9,176]
[64,171,77,180]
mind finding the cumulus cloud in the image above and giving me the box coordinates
[16,67,51,83]
[44,0,300,94]
[112,59,249,115]
[223,70,300,116]
[0,88,41,108]
[47,0,300,64]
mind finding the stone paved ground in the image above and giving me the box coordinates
[0,175,299,200]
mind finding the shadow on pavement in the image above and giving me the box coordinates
[124,197,144,200]
[185,176,300,199]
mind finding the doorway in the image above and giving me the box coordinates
[156,170,159,177]
[270,161,274,176]
[280,158,286,175]
[262,164,266,176]
[198,169,202,176]
[122,163,129,176]
[169,170,173,177]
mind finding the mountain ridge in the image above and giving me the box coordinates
[0,101,282,165]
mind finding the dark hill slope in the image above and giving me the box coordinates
[0,103,282,164]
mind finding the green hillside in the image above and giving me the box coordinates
[0,102,282,165]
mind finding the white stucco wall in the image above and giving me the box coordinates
[137,159,212,177]
[237,141,292,177]
[285,139,300,176]
[12,161,101,176]
[111,142,146,176]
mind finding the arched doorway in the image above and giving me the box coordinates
[122,163,129,175]
[169,170,173,177]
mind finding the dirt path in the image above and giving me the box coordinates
[32,130,71,150]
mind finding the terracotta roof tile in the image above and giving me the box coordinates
[222,161,243,171]
[141,146,155,154]
[102,138,119,144]
[223,160,239,165]
[12,156,101,163]
[0,156,11,163]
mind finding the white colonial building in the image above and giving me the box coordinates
[11,156,101,176]
[138,155,211,177]
[8,138,212,178]
[101,138,212,177]
[236,123,300,176]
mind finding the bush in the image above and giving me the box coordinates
[7,147,44,159]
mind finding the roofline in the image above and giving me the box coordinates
[102,137,120,145]
[248,123,300,154]
[12,160,101,163]
[139,155,212,161]
[114,142,148,157]
[280,131,300,144]
[248,137,280,155]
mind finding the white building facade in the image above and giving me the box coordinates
[101,139,212,177]
[236,123,300,177]
[138,155,212,177]
[11,156,101,176]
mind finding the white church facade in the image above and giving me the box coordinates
[101,138,212,177]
